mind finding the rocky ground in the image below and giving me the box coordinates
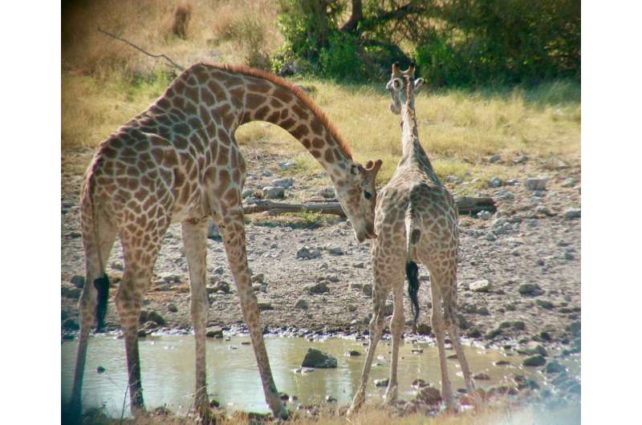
[61,147,581,365]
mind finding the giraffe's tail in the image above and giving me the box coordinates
[405,201,422,330]
[82,166,110,332]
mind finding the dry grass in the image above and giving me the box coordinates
[61,0,580,188]
[80,402,580,425]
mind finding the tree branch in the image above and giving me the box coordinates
[242,197,496,217]
[97,27,185,71]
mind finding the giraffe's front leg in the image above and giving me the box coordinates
[182,218,212,421]
[217,209,288,420]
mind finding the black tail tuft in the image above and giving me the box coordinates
[94,274,110,332]
[406,261,420,328]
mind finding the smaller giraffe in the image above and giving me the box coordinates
[348,63,474,414]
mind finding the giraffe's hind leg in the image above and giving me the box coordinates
[116,218,168,416]
[429,279,455,409]
[181,218,212,420]
[69,207,116,421]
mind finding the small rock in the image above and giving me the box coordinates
[469,279,491,292]
[251,274,265,284]
[362,284,373,297]
[416,323,432,335]
[70,275,85,288]
[415,387,442,405]
[486,232,497,241]
[345,350,361,357]
[297,246,321,260]
[167,304,178,313]
[61,286,81,299]
[412,379,429,389]
[446,175,462,184]
[489,154,502,163]
[523,355,546,367]
[488,177,503,188]
[477,210,492,220]
[304,282,329,295]
[518,283,544,297]
[564,208,581,220]
[374,378,389,387]
[271,177,294,189]
[318,187,336,199]
[110,261,124,271]
[206,327,224,338]
[495,360,511,366]
[294,297,309,310]
[62,318,79,331]
[258,302,273,311]
[96,366,106,374]
[496,190,515,200]
[262,186,285,199]
[561,177,577,188]
[513,154,528,164]
[147,311,166,326]
[525,177,548,191]
[325,395,337,403]
[545,361,565,374]
[473,373,491,380]
[327,246,344,256]
[301,348,337,368]
[536,299,555,309]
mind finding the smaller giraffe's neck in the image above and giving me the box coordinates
[399,100,441,185]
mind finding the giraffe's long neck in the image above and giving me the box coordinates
[233,73,354,182]
[399,98,439,185]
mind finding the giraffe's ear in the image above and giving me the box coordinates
[386,78,402,91]
[413,78,424,92]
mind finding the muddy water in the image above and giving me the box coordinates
[61,334,572,417]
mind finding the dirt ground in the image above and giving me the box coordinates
[61,147,581,355]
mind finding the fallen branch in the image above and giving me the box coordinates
[97,27,185,71]
[243,200,345,216]
[242,197,496,217]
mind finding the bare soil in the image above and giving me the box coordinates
[61,147,581,353]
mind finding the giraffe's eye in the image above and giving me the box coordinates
[364,191,373,200]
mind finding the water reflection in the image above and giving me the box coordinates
[61,334,573,417]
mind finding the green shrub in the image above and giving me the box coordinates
[319,32,364,81]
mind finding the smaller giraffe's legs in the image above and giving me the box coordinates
[182,219,212,420]
[431,284,455,409]
[384,282,405,405]
[217,209,287,420]
[447,322,474,392]
[348,281,390,416]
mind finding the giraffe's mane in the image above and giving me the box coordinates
[203,62,353,159]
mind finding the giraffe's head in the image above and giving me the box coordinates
[335,159,383,242]
[386,62,424,114]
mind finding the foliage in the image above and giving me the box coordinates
[276,0,580,85]
[319,32,365,80]
[415,0,581,86]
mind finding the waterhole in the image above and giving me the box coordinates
[61,334,577,417]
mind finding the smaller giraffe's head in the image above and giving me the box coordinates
[336,159,383,242]
[386,62,424,114]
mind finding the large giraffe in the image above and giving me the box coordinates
[348,64,473,415]
[67,63,382,422]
